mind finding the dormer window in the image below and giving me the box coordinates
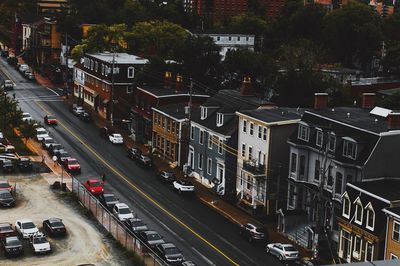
[316,129,323,147]
[127,66,135,78]
[366,204,375,231]
[354,198,363,225]
[343,137,357,159]
[216,113,224,127]
[298,124,310,142]
[328,133,336,152]
[200,106,207,120]
[342,193,350,219]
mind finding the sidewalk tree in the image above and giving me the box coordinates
[19,121,36,143]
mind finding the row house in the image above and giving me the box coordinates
[279,93,400,253]
[152,104,189,167]
[188,78,273,198]
[130,72,209,143]
[338,180,400,263]
[73,52,149,120]
[383,207,400,260]
[236,107,303,216]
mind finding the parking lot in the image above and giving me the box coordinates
[0,174,133,265]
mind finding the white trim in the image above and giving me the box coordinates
[385,215,389,260]
[347,183,391,204]
[151,107,186,122]
[365,241,374,261]
[354,197,363,225]
[342,193,351,219]
[136,86,209,99]
[393,220,400,242]
[207,157,212,175]
[191,121,230,139]
[365,203,375,231]
[235,111,301,127]
[352,235,362,260]
[390,253,398,260]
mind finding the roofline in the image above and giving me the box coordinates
[347,183,391,204]
[191,121,231,139]
[74,66,134,85]
[151,107,187,122]
[136,86,209,99]
[236,111,301,126]
[383,209,400,219]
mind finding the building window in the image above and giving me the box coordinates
[366,205,375,231]
[328,134,336,151]
[246,175,251,190]
[335,172,343,195]
[327,166,333,188]
[298,124,310,141]
[288,184,295,208]
[200,106,207,120]
[243,120,247,133]
[365,242,374,261]
[290,153,297,173]
[299,155,305,176]
[263,127,267,140]
[343,139,357,159]
[353,235,362,260]
[208,134,213,149]
[249,123,254,136]
[217,163,224,182]
[207,158,212,175]
[355,199,363,225]
[199,130,204,145]
[241,143,246,158]
[393,221,400,242]
[258,126,262,139]
[314,160,320,181]
[198,153,203,170]
[127,67,135,78]
[248,146,253,160]
[390,254,398,260]
[218,138,223,154]
[316,130,323,147]
[126,86,133,94]
[342,195,350,218]
[216,113,224,127]
[190,126,195,140]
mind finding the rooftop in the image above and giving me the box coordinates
[153,103,188,121]
[349,179,400,202]
[87,53,149,65]
[238,107,304,124]
[137,85,209,99]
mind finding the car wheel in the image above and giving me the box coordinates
[279,254,284,261]
[265,247,270,253]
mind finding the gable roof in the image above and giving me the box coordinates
[347,179,400,203]
[237,107,305,125]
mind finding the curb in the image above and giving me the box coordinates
[199,197,242,226]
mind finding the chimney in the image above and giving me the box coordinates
[175,74,183,92]
[314,93,328,109]
[240,76,253,96]
[164,71,172,88]
[388,113,400,130]
[361,93,375,109]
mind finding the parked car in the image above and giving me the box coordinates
[17,157,33,172]
[78,111,91,122]
[0,143,15,153]
[112,203,134,222]
[42,218,66,237]
[98,193,119,211]
[30,232,51,254]
[56,150,70,164]
[22,112,33,122]
[24,71,35,81]
[0,223,15,239]
[44,115,57,125]
[2,79,14,90]
[109,133,123,144]
[239,223,267,243]
[48,143,63,156]
[1,160,15,173]
[158,171,176,183]
[139,230,165,249]
[41,137,56,149]
[2,236,23,257]
[63,158,81,173]
[15,219,39,239]
[0,190,15,207]
[173,180,195,194]
[35,127,49,141]
[124,218,148,234]
[99,126,109,138]
[83,179,104,196]
[127,147,142,160]
[155,243,184,265]
[182,261,197,266]
[0,180,12,192]
[137,154,153,168]
[19,64,29,73]
[72,106,84,116]
[266,243,300,261]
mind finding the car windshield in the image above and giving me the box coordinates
[45,138,54,144]
[6,238,20,246]
[255,228,265,233]
[47,115,55,119]
[22,222,36,229]
[147,233,161,240]
[284,246,297,252]
[0,182,10,188]
[0,224,12,232]
[90,181,101,187]
[68,159,78,165]
[104,195,117,202]
[22,114,30,118]
[119,207,131,214]
[50,221,64,227]
[114,134,122,138]
[165,247,180,255]
[33,237,47,244]
[0,191,12,199]
[131,220,144,227]
[60,151,69,157]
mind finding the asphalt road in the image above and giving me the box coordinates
[0,58,284,266]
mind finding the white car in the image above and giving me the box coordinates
[19,64,29,73]
[266,243,299,261]
[112,203,134,222]
[15,219,39,239]
[173,180,195,194]
[35,127,49,141]
[22,112,33,122]
[30,232,51,254]
[109,133,123,144]
[72,106,84,116]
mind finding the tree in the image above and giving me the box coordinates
[323,2,383,68]
[229,13,268,36]
[381,42,400,76]
[19,121,36,143]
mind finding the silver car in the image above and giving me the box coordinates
[266,243,299,261]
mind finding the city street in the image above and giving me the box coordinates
[0,59,283,265]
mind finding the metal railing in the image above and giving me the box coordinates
[70,176,167,266]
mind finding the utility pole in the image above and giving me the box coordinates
[184,78,193,176]
[110,48,116,126]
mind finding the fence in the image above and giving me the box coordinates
[71,177,165,266]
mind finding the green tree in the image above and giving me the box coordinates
[323,2,383,68]
[229,13,268,36]
[19,121,36,143]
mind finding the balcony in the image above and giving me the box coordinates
[243,160,266,177]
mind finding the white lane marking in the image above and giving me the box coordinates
[57,88,64,92]
[32,99,64,102]
[192,247,216,265]
[46,87,60,96]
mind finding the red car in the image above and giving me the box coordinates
[83,179,104,196]
[44,115,58,125]
[64,158,81,173]
[0,223,15,239]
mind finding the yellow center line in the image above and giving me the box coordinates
[35,101,240,266]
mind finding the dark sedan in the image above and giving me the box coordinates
[78,111,91,122]
[42,218,66,237]
[239,223,267,243]
[0,190,15,207]
[139,230,165,249]
[125,218,148,234]
[2,236,23,257]
[155,242,184,265]
[98,193,119,211]
[1,160,15,173]
[17,157,33,171]
[0,223,15,239]
[127,147,142,160]
[158,171,176,183]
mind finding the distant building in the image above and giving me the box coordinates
[37,0,71,15]
[369,0,395,17]
[383,207,400,260]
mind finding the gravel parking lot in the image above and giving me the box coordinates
[0,174,133,266]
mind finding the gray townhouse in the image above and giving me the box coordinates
[187,78,273,198]
[278,93,400,254]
